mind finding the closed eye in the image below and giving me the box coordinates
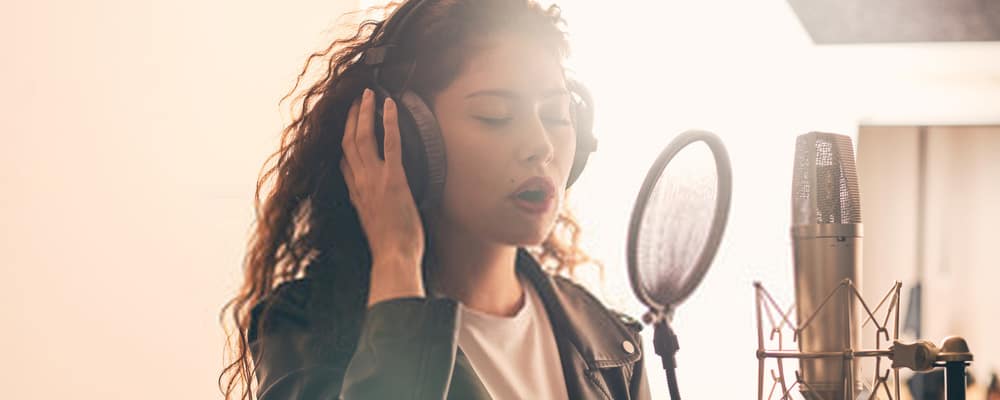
[475,116,512,127]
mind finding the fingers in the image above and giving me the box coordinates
[341,88,410,204]
[341,98,362,183]
[355,88,381,168]
[343,97,360,147]
[381,97,406,180]
[340,157,357,201]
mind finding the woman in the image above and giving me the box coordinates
[219,0,651,399]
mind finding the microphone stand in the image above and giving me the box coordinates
[651,312,682,400]
[896,337,974,400]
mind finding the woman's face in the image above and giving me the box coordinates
[428,32,575,247]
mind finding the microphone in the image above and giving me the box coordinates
[790,132,863,400]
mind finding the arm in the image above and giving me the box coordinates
[339,297,461,399]
[248,281,346,399]
[248,281,463,400]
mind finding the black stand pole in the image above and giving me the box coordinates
[944,362,966,400]
[654,319,681,400]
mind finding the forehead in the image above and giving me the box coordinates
[445,33,566,95]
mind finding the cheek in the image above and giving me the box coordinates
[438,149,518,239]
[439,123,508,203]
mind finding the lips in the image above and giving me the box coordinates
[510,176,555,214]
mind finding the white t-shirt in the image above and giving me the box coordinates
[456,272,569,400]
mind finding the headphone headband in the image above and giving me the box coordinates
[362,0,430,69]
[357,0,597,211]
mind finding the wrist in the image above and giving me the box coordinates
[371,252,422,268]
[367,256,425,307]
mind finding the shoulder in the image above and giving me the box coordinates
[549,274,644,334]
[609,309,644,333]
[247,278,314,343]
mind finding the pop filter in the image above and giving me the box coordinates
[626,130,732,400]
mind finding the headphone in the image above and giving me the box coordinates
[360,0,598,210]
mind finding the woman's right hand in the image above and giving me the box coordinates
[340,88,426,306]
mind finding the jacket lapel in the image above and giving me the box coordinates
[515,248,643,399]
[447,348,493,399]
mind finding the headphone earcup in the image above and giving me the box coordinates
[566,78,597,189]
[373,79,592,206]
[372,87,446,210]
[397,91,447,209]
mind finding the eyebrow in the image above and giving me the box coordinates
[464,88,569,100]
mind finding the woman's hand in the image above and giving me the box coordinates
[340,88,426,306]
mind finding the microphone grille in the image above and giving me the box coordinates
[792,132,862,225]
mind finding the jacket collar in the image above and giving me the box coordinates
[514,247,641,369]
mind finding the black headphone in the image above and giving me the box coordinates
[361,0,598,210]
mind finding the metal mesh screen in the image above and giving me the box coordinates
[792,132,862,225]
[636,141,719,306]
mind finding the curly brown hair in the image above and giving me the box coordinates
[217,1,603,399]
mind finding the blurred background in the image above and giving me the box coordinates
[2,0,998,399]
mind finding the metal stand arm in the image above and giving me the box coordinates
[654,318,682,400]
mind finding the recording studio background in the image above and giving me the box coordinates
[2,0,999,399]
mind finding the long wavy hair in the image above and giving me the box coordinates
[218,1,603,399]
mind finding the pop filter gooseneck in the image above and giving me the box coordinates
[626,130,733,400]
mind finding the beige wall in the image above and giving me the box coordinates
[859,126,1000,392]
[1,1,358,399]
[856,126,921,335]
[922,127,1000,376]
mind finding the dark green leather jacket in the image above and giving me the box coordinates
[248,248,651,399]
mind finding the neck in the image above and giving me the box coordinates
[427,223,524,317]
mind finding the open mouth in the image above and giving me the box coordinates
[516,189,548,202]
[510,176,555,214]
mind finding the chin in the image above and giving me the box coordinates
[496,221,554,247]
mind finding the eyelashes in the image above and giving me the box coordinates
[473,116,571,128]
[475,116,513,127]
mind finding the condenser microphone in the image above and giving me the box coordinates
[790,132,863,400]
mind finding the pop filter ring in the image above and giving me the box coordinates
[626,129,733,320]
[624,130,732,400]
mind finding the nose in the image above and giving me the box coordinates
[518,115,555,167]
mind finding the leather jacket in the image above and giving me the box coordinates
[247,247,652,399]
